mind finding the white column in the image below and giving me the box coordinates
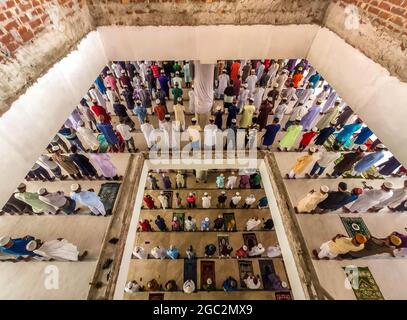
[193,61,215,128]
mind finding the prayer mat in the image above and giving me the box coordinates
[98,182,121,214]
[341,217,371,237]
[217,234,230,257]
[275,291,292,300]
[238,260,254,288]
[172,212,185,231]
[223,213,237,232]
[259,259,285,291]
[343,266,384,300]
[183,259,197,292]
[243,233,258,250]
[163,190,173,208]
[200,261,215,290]
[149,293,164,300]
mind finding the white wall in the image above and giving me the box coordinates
[308,28,407,165]
[0,31,108,207]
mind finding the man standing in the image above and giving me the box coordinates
[70,184,106,216]
[172,83,183,105]
[187,118,202,151]
[262,117,281,149]
[314,182,351,213]
[278,118,303,151]
[116,120,137,152]
[327,146,367,178]
[217,69,229,99]
[351,144,386,176]
[51,146,82,180]
[69,145,99,180]
[158,70,170,98]
[140,118,154,149]
[257,97,274,131]
[230,192,241,209]
[173,98,186,131]
[239,98,256,129]
[306,150,340,178]
[246,69,258,96]
[76,120,99,150]
[36,155,67,181]
[204,117,219,151]
[287,147,317,179]
[300,98,324,131]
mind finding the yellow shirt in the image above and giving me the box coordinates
[329,237,364,254]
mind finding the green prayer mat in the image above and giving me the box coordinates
[238,260,254,288]
[343,266,384,300]
[223,213,237,232]
[341,217,371,237]
[200,260,215,290]
[172,212,185,231]
[98,182,121,214]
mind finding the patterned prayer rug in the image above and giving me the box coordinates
[275,291,292,300]
[223,213,237,232]
[243,233,258,250]
[163,190,173,208]
[217,234,230,257]
[200,261,215,290]
[172,212,185,231]
[183,259,197,292]
[98,182,121,214]
[341,217,371,237]
[258,259,285,291]
[238,260,254,288]
[343,266,384,300]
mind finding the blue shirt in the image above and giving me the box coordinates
[0,237,38,257]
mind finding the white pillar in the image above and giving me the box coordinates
[193,61,214,128]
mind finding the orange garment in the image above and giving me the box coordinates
[230,62,241,82]
[292,73,303,88]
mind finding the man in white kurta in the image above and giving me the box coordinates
[202,193,212,209]
[140,119,154,148]
[150,246,167,259]
[89,86,107,109]
[275,70,289,91]
[373,180,407,211]
[246,69,258,95]
[157,191,169,210]
[217,70,229,98]
[346,182,394,213]
[225,172,237,189]
[76,120,99,149]
[70,184,106,216]
[253,85,265,111]
[295,185,329,213]
[173,99,186,131]
[204,117,218,150]
[188,86,195,113]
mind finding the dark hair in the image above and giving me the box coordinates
[338,182,348,190]
[70,145,78,153]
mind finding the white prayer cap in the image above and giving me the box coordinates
[309,147,317,153]
[220,173,224,176]
[0,236,11,247]
[106,70,112,74]
[249,97,254,102]
[330,120,336,125]
[51,145,60,152]
[216,105,222,111]
[173,216,178,221]
[70,183,80,191]
[235,192,240,196]
[175,71,180,74]
[78,120,84,126]
[37,188,47,195]
[160,191,164,194]
[359,145,368,151]
[136,99,142,103]
[295,117,302,121]
[91,144,99,151]
[17,183,26,190]
[267,97,273,101]
[191,117,197,122]
[26,240,37,251]
[189,192,193,196]
[205,217,209,222]
[191,84,194,89]
[320,185,329,193]
[204,192,208,196]
[383,181,394,189]
[273,83,279,88]
[231,119,237,123]
[155,99,161,104]
[250,69,255,72]
[177,97,182,102]
[165,114,171,119]
[183,280,195,294]
[376,144,386,149]
[311,127,318,132]
[243,84,248,88]
[317,98,324,103]
[120,69,125,73]
[222,69,227,72]
[242,245,248,251]
[221,191,226,194]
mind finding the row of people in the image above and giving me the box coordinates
[139,215,274,232]
[132,242,281,260]
[0,235,87,262]
[296,180,407,214]
[143,191,267,210]
[2,183,108,216]
[314,231,407,260]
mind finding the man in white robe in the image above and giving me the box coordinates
[217,70,229,99]
[140,118,154,149]
[295,185,329,213]
[371,180,407,211]
[246,69,258,96]
[345,182,394,213]
[188,85,195,114]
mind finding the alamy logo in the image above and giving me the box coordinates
[344,265,359,290]
[44,265,59,290]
